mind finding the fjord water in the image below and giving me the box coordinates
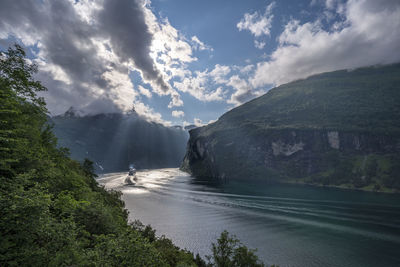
[98,169,400,267]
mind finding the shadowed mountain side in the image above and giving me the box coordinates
[182,64,400,192]
[51,111,188,173]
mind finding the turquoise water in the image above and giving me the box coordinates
[99,169,400,267]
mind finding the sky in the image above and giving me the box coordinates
[0,0,399,127]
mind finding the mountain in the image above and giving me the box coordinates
[51,110,188,172]
[181,64,400,192]
[184,124,198,131]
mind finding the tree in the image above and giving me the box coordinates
[0,44,47,178]
[207,230,265,267]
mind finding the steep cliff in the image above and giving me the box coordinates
[182,64,400,191]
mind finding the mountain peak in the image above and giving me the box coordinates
[62,106,85,118]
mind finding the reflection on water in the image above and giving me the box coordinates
[98,168,400,267]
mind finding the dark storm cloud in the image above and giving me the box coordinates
[42,1,107,87]
[0,0,170,114]
[0,0,115,113]
[98,0,170,92]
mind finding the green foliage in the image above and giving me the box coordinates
[0,45,47,178]
[206,230,266,267]
[131,220,198,266]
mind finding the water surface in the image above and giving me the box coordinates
[98,169,400,267]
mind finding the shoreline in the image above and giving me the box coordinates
[282,180,399,194]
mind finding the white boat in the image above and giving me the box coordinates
[125,164,137,185]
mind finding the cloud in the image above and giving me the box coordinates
[171,110,185,118]
[0,0,199,124]
[98,0,171,94]
[226,75,265,106]
[0,0,127,115]
[237,2,275,38]
[168,91,184,108]
[173,64,230,102]
[172,62,265,106]
[209,64,231,84]
[325,0,338,10]
[254,40,266,49]
[237,64,254,74]
[189,118,216,127]
[0,0,148,114]
[143,11,212,108]
[251,0,400,88]
[148,16,197,65]
[191,36,213,51]
[193,118,203,126]
[138,85,152,98]
[134,101,172,126]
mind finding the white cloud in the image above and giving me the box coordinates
[172,110,185,118]
[100,68,137,113]
[134,101,172,126]
[238,64,254,74]
[191,35,213,51]
[146,12,197,75]
[226,75,265,106]
[237,2,275,37]
[36,60,72,85]
[168,91,184,108]
[143,9,217,108]
[254,40,266,49]
[325,0,337,10]
[251,0,400,88]
[138,85,152,98]
[183,117,216,128]
[209,64,231,84]
[173,64,230,102]
[194,118,204,126]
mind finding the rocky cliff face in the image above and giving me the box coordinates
[181,64,400,190]
[182,128,399,181]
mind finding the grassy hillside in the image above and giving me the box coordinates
[202,64,400,135]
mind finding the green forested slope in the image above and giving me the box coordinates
[203,64,400,135]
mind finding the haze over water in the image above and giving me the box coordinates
[98,169,400,267]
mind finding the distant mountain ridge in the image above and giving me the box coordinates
[182,64,400,192]
[62,106,85,117]
[51,109,188,173]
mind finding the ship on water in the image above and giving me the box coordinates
[125,164,137,185]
